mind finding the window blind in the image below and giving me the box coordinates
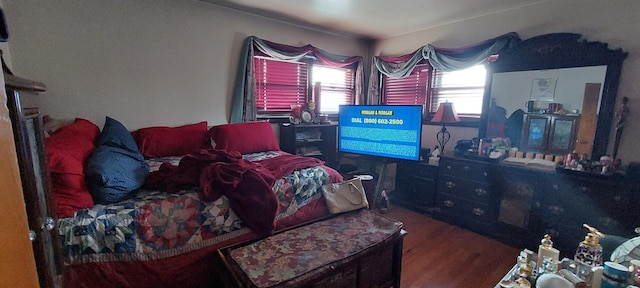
[383,64,430,113]
[254,57,308,114]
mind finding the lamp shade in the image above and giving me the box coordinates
[431,102,460,123]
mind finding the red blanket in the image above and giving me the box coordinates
[145,150,325,236]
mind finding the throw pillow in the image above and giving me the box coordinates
[45,118,100,218]
[209,121,280,154]
[86,117,150,204]
[132,121,211,158]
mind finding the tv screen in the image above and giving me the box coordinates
[338,105,423,161]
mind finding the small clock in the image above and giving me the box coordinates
[300,109,313,123]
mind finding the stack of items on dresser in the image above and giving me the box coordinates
[457,136,624,174]
[498,225,640,288]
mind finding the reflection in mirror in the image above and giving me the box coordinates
[523,116,548,149]
[490,66,606,117]
[488,66,606,155]
[551,119,575,150]
[479,33,628,159]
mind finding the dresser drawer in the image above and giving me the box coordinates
[542,180,631,224]
[440,158,493,182]
[438,175,492,204]
[436,194,494,223]
[394,177,436,208]
[397,162,437,180]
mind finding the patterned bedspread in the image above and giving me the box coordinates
[59,151,334,264]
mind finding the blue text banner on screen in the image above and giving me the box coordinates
[338,105,423,161]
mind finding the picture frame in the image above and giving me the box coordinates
[530,78,557,101]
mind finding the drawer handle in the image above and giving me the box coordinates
[473,208,485,216]
[483,172,488,177]
[475,188,487,196]
[446,165,452,170]
[463,166,470,171]
[444,200,454,207]
[553,184,559,190]
[446,181,456,189]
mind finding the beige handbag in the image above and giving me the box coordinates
[322,177,369,214]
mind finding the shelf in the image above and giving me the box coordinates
[296,138,323,143]
[280,123,337,168]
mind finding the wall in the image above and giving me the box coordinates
[1,0,368,130]
[375,0,640,162]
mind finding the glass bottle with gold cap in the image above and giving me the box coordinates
[574,223,604,266]
[537,234,560,269]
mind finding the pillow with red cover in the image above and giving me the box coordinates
[209,121,280,154]
[45,118,100,218]
[131,121,211,158]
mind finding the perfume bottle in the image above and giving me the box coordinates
[574,224,604,267]
[537,234,560,269]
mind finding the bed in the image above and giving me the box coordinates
[46,119,343,287]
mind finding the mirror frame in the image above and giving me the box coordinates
[479,33,628,159]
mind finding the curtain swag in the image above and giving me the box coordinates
[368,32,522,104]
[230,36,364,123]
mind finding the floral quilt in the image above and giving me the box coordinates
[58,151,333,264]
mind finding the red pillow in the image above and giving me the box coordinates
[209,121,280,154]
[132,121,211,158]
[45,118,100,218]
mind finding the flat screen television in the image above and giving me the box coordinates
[338,105,423,161]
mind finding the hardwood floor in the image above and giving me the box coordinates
[380,206,520,288]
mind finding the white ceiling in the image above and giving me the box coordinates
[198,0,548,39]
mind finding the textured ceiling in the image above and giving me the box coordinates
[198,0,548,39]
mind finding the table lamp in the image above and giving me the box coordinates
[431,102,460,155]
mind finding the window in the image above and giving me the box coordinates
[312,65,354,114]
[382,63,487,118]
[382,63,430,113]
[254,56,355,116]
[254,56,308,114]
[430,65,487,116]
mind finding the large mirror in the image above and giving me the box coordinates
[479,33,627,159]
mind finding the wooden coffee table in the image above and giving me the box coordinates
[215,209,406,288]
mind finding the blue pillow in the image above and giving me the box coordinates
[86,117,150,204]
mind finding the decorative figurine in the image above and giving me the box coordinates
[613,97,629,159]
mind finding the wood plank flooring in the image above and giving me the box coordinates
[380,206,520,288]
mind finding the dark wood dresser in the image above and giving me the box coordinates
[436,156,496,230]
[433,154,639,258]
[393,160,438,213]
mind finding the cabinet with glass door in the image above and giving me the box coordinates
[520,114,579,155]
